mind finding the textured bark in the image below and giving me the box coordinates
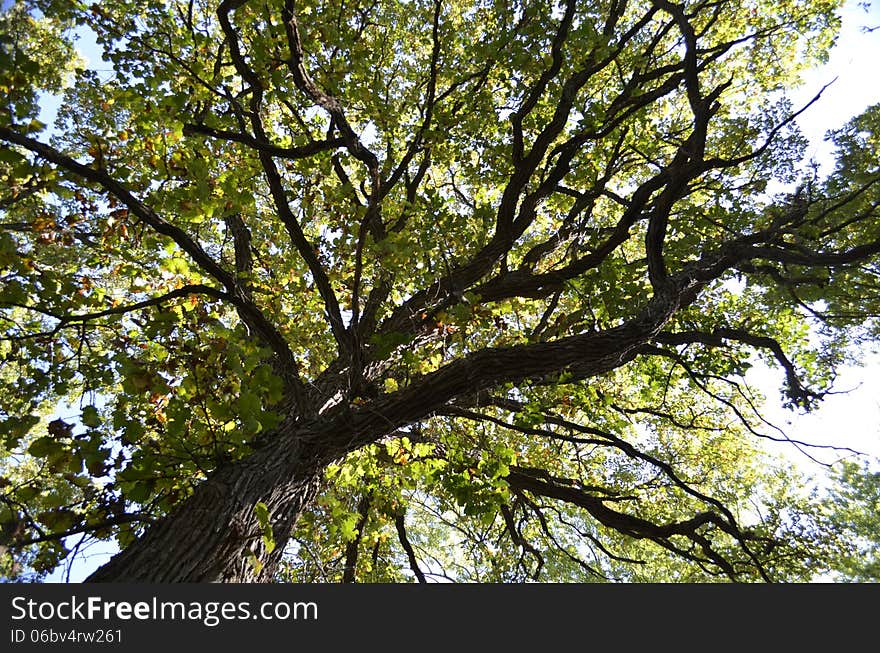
[4,0,879,586]
[86,421,325,582]
[85,282,690,582]
[77,241,846,582]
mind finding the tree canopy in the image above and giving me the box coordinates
[1,0,879,582]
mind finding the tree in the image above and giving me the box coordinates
[817,459,880,582]
[1,0,879,582]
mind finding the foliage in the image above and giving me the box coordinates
[817,459,880,582]
[1,0,879,582]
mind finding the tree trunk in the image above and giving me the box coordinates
[86,420,326,582]
[84,285,687,581]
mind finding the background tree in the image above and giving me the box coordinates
[1,0,879,582]
[815,460,880,582]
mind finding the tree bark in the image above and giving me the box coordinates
[85,282,691,582]
[86,420,325,582]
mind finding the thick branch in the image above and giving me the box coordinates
[6,513,154,548]
[281,0,380,180]
[341,493,372,583]
[183,123,345,158]
[654,327,824,408]
[394,513,427,583]
[0,126,235,288]
[506,466,753,580]
[499,503,544,580]
[43,284,227,330]
[509,0,576,165]
[224,213,253,296]
[218,0,350,357]
[0,126,307,406]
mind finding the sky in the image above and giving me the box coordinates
[791,1,880,172]
[18,0,880,580]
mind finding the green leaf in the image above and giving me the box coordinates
[25,118,46,134]
[0,147,27,165]
[81,405,101,428]
[28,436,63,458]
[254,502,275,554]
